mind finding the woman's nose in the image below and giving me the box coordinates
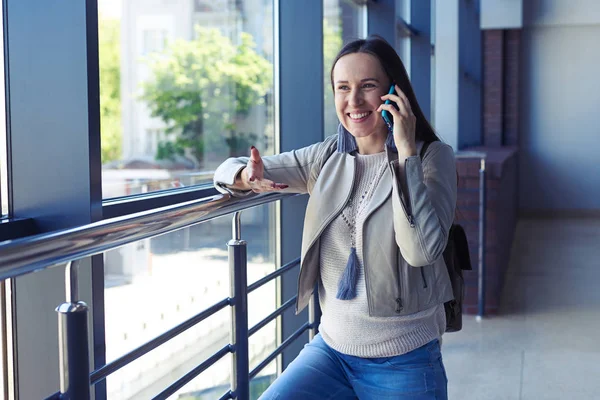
[349,89,364,107]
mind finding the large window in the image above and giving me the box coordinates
[99,0,275,199]
[104,204,278,398]
[323,0,367,138]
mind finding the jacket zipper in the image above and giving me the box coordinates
[420,267,428,288]
[403,158,416,227]
[392,159,415,228]
[396,248,403,313]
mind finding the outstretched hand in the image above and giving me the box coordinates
[237,146,289,193]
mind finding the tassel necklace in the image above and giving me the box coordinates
[336,154,388,300]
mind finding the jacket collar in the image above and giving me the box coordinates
[336,123,398,154]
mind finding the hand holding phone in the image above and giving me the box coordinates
[378,83,417,156]
[381,84,398,131]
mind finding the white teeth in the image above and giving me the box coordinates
[350,112,369,119]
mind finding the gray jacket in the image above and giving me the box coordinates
[214,135,457,317]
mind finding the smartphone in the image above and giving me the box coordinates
[381,84,397,131]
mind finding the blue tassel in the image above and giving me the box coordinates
[336,247,360,300]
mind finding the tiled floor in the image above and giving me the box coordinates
[442,218,600,400]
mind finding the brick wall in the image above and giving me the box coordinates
[503,30,521,146]
[483,29,521,147]
[483,30,504,147]
[455,27,522,315]
[456,149,519,315]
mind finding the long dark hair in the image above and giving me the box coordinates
[330,35,440,144]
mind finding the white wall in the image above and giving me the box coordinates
[520,20,600,210]
[524,0,600,27]
[481,0,523,29]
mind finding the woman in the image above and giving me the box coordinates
[214,35,456,399]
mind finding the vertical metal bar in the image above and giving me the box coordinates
[6,279,17,400]
[56,261,90,400]
[477,159,487,320]
[183,227,191,250]
[65,260,79,304]
[229,212,249,400]
[0,280,9,400]
[308,289,321,341]
[232,211,242,241]
[91,254,107,400]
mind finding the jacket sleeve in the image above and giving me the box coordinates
[213,137,335,197]
[389,142,457,267]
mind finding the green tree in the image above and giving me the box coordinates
[99,17,122,163]
[140,27,272,166]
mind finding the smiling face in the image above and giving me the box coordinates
[332,52,391,146]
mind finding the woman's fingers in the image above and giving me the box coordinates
[377,103,403,120]
[380,95,410,118]
[249,146,262,164]
[246,146,263,182]
[394,85,412,113]
[250,178,289,193]
[380,86,413,118]
[245,146,289,192]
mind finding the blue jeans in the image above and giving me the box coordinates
[259,334,448,399]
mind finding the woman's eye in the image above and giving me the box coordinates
[337,85,349,91]
[363,83,376,89]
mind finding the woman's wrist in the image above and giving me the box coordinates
[229,167,251,190]
[395,141,417,160]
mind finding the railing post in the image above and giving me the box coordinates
[229,212,249,400]
[477,159,487,320]
[56,260,91,400]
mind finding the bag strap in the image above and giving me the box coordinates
[317,136,338,172]
[310,136,338,181]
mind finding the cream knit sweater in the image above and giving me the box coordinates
[318,151,445,358]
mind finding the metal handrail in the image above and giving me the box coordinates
[3,149,488,399]
[0,192,295,281]
[0,191,301,400]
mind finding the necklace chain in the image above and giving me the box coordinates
[340,158,388,247]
